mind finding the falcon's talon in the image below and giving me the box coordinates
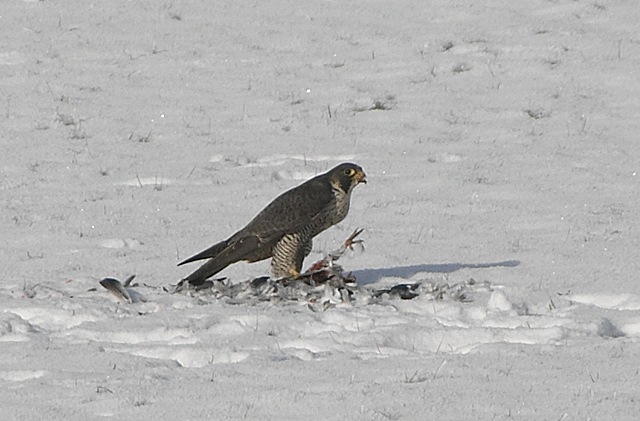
[288,268,300,277]
[178,163,366,287]
[344,228,364,249]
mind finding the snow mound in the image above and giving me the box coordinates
[3,273,640,370]
[568,293,640,311]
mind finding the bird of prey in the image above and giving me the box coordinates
[178,162,366,287]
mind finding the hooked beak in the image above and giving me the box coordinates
[356,170,367,184]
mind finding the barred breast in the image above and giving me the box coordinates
[270,187,353,278]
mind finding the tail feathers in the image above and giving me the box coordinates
[178,235,263,287]
[178,240,229,266]
[181,258,232,286]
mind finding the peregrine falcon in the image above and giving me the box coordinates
[178,162,366,286]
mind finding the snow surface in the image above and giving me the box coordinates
[2,0,640,419]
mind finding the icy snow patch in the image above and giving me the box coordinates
[117,177,175,187]
[242,154,356,168]
[487,290,513,312]
[125,347,250,367]
[100,238,144,249]
[0,312,37,342]
[567,293,640,311]
[0,370,46,382]
[62,327,198,345]
[6,307,97,331]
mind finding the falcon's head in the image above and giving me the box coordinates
[330,163,367,194]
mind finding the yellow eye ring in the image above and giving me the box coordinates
[344,168,355,176]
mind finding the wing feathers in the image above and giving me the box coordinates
[243,177,332,241]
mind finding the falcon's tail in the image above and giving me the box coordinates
[178,235,264,287]
[178,240,232,287]
[179,258,233,287]
[178,240,229,266]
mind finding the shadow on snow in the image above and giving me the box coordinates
[351,260,520,286]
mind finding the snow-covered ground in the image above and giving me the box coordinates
[2,0,640,419]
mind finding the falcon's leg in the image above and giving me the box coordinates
[302,238,313,258]
[271,234,311,278]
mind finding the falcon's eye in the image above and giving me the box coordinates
[344,168,355,177]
